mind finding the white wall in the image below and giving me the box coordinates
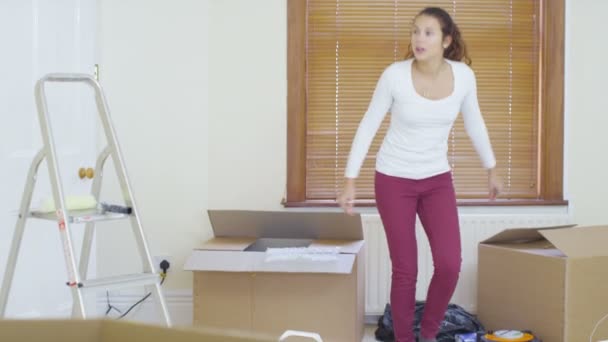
[97,0,608,291]
[207,0,286,211]
[564,0,608,225]
[97,0,209,288]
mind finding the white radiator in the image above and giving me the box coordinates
[362,212,572,316]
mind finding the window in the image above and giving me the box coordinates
[286,0,565,206]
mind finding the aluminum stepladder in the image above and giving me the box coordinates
[0,73,171,326]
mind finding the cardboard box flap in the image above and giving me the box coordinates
[184,250,356,274]
[196,237,258,251]
[207,210,363,240]
[480,224,575,244]
[539,225,608,257]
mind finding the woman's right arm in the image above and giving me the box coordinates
[338,65,394,214]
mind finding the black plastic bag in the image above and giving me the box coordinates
[375,301,485,342]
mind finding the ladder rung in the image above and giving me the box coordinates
[29,208,131,224]
[80,273,160,291]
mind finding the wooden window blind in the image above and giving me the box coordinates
[286,0,565,206]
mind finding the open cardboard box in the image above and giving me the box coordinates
[185,210,366,342]
[0,319,274,341]
[477,224,608,342]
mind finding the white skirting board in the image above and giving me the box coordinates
[96,290,381,326]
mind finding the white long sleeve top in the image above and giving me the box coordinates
[345,58,496,180]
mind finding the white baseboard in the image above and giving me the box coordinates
[96,290,382,328]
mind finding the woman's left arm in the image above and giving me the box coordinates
[460,67,501,199]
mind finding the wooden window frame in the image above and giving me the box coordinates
[285,0,566,207]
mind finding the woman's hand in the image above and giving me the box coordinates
[488,168,502,200]
[336,178,356,215]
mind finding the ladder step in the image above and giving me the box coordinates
[80,273,160,291]
[29,208,131,224]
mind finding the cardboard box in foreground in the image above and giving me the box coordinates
[185,210,366,342]
[477,224,608,342]
[0,319,273,342]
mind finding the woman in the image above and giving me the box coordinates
[337,7,502,342]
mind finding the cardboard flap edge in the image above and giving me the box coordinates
[539,225,608,257]
[480,224,576,245]
[184,250,357,274]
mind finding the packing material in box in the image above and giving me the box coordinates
[477,224,608,342]
[185,210,366,342]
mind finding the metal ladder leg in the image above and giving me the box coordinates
[72,146,112,318]
[0,150,45,317]
[93,79,171,326]
[35,77,86,318]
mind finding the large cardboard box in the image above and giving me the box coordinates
[185,210,366,342]
[477,224,608,342]
[0,319,273,341]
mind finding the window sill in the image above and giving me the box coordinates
[282,198,569,208]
